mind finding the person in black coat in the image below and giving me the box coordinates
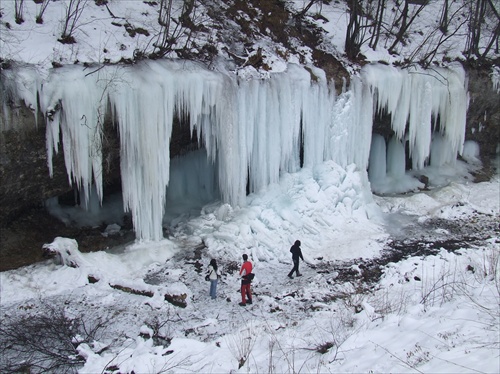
[288,240,304,279]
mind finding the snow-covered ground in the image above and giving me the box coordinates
[1,160,498,373]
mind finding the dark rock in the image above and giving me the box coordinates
[165,293,187,308]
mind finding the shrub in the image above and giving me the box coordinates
[0,300,109,373]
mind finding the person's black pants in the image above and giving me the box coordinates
[288,259,300,276]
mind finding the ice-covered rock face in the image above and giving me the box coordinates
[1,62,470,241]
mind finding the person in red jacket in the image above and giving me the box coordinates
[239,254,253,306]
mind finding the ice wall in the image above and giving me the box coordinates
[1,62,468,241]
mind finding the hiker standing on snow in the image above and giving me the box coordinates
[239,254,253,306]
[207,258,221,300]
[288,240,304,279]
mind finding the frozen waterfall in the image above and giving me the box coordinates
[0,61,468,241]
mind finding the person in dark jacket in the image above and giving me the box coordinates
[288,240,304,279]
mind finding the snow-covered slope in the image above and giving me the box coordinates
[1,0,498,75]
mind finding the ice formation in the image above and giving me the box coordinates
[0,61,468,241]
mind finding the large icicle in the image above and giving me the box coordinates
[111,63,174,241]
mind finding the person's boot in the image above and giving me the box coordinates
[247,298,253,304]
[288,274,293,279]
[297,273,302,276]
[239,302,246,306]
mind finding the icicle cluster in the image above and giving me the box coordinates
[0,64,40,130]
[1,62,468,241]
[362,64,468,171]
[30,61,340,240]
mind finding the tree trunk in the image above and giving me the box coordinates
[180,0,196,28]
[345,0,362,59]
[465,0,487,59]
[439,0,449,33]
[388,0,426,53]
[369,0,386,50]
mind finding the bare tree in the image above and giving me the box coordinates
[295,0,322,19]
[0,301,110,373]
[59,0,89,44]
[398,1,469,67]
[387,0,427,54]
[466,0,487,58]
[345,0,363,59]
[369,0,387,50]
[439,0,449,33]
[345,0,383,59]
[14,0,24,24]
[156,0,175,54]
[465,0,500,60]
[151,0,202,59]
[179,0,196,28]
[34,0,51,25]
[411,16,468,67]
